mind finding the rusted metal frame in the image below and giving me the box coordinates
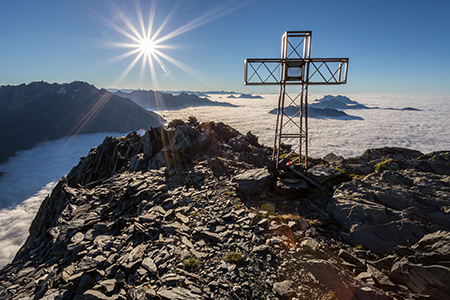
[245,58,286,85]
[262,62,281,83]
[247,62,264,83]
[306,59,349,84]
[298,84,304,168]
[244,59,249,84]
[304,84,309,170]
[329,64,343,83]
[273,84,284,161]
[245,31,347,173]
[282,113,302,131]
[310,62,328,83]
[281,91,303,130]
[338,62,343,82]
[323,62,344,83]
[303,57,311,171]
[310,61,343,84]
[282,33,288,60]
[282,106,302,129]
[275,84,287,170]
[343,60,349,83]
[287,39,304,59]
[280,133,306,137]
[323,62,338,83]
[285,144,301,164]
[306,34,311,58]
[309,58,347,62]
[284,90,303,114]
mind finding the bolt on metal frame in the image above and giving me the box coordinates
[244,31,348,171]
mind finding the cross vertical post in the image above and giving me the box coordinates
[244,31,348,172]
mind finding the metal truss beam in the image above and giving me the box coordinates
[244,58,349,85]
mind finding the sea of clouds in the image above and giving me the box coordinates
[0,133,120,267]
[0,93,449,267]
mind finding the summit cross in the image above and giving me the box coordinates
[244,31,349,171]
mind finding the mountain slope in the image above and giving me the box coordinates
[114,90,236,110]
[0,81,164,164]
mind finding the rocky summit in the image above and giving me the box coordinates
[1,118,450,300]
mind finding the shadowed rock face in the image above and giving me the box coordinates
[114,90,236,110]
[1,120,449,299]
[327,147,450,254]
[0,81,164,164]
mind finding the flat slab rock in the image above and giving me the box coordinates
[233,168,273,194]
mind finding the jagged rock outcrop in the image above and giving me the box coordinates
[1,121,450,300]
[327,147,450,254]
[387,231,450,299]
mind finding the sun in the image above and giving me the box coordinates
[99,1,253,88]
[138,38,155,56]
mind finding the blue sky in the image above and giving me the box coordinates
[1,0,449,95]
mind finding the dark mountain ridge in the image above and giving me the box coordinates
[269,95,420,120]
[310,95,369,110]
[0,81,164,164]
[114,90,236,110]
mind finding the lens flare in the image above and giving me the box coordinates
[94,0,253,89]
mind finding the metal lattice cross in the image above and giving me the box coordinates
[244,31,349,172]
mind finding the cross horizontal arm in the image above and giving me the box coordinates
[244,58,348,85]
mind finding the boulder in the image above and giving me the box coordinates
[388,231,450,299]
[273,280,295,298]
[301,259,389,300]
[327,168,450,254]
[308,166,341,184]
[233,168,273,195]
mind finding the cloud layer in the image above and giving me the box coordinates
[0,132,120,267]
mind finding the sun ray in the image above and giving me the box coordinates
[153,1,253,45]
[114,51,144,85]
[96,0,254,88]
[153,49,212,85]
[146,1,157,40]
[101,48,141,66]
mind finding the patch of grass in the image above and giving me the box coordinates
[306,219,320,227]
[302,246,314,254]
[182,257,200,270]
[327,291,337,300]
[224,252,243,264]
[373,158,395,172]
[354,245,363,250]
[234,204,243,210]
[259,203,276,215]
[189,213,199,217]
[277,213,302,222]
[279,153,300,161]
[335,168,365,180]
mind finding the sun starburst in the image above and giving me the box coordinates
[138,38,155,56]
[95,0,253,89]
